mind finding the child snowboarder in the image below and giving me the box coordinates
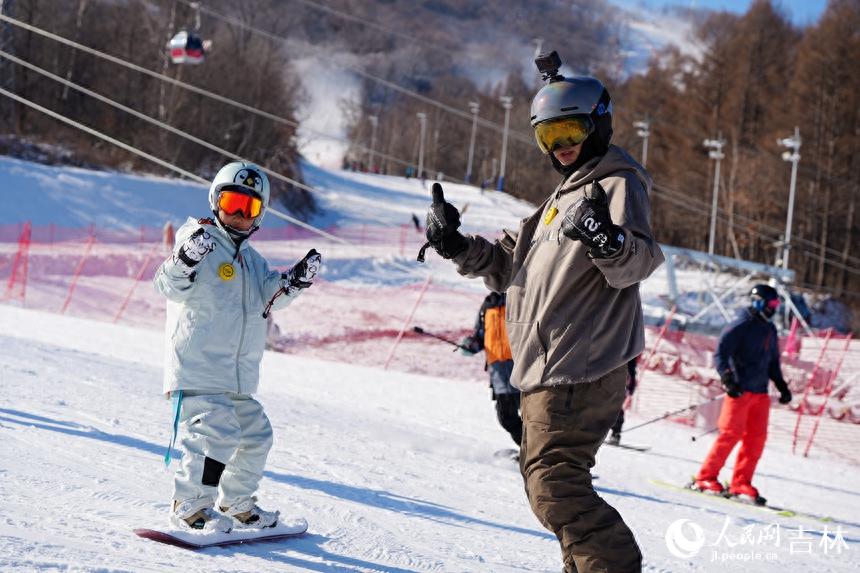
[461,292,522,446]
[154,161,321,533]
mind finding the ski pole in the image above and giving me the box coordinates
[621,395,722,435]
[691,427,719,442]
[412,326,471,352]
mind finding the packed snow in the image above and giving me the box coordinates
[1,154,859,572]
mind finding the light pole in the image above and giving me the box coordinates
[465,101,479,183]
[703,135,725,257]
[633,119,650,167]
[533,37,544,59]
[367,115,378,173]
[778,126,802,272]
[497,95,512,191]
[416,112,427,179]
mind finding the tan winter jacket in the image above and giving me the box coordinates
[453,145,664,391]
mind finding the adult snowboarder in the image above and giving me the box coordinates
[607,359,638,446]
[154,161,321,533]
[420,50,663,573]
[461,292,522,446]
[693,284,792,504]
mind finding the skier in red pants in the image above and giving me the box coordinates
[693,284,792,505]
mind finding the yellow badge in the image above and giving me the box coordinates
[218,263,235,281]
[544,206,558,226]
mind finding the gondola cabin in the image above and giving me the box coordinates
[168,30,206,65]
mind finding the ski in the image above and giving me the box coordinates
[604,441,650,452]
[649,479,833,523]
[134,518,308,549]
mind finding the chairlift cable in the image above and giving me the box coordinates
[0,13,452,181]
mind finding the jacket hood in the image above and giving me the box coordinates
[557,144,651,195]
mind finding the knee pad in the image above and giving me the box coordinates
[202,457,226,486]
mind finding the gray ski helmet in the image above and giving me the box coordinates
[208,161,270,228]
[530,75,612,129]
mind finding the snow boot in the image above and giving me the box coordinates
[170,498,232,533]
[691,478,725,495]
[729,483,767,506]
[220,497,279,529]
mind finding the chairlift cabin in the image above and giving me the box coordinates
[168,30,206,65]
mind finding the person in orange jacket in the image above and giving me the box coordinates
[693,284,792,505]
[461,292,521,446]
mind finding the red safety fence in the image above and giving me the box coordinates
[3,221,860,464]
[635,317,860,464]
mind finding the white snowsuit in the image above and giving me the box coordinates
[154,217,299,508]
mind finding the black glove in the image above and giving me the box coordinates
[460,336,482,356]
[284,249,322,290]
[720,370,743,398]
[560,181,625,259]
[774,379,792,404]
[417,183,469,262]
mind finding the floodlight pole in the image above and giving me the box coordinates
[497,96,512,191]
[367,115,378,173]
[703,135,725,257]
[416,112,427,179]
[465,101,479,183]
[778,126,802,272]
[633,119,650,168]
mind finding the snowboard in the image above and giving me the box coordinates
[134,517,308,549]
[650,479,833,523]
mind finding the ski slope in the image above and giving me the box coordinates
[1,305,859,572]
[2,154,859,571]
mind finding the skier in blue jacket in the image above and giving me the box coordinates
[154,162,321,532]
[694,284,792,504]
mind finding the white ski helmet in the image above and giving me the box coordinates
[208,161,270,229]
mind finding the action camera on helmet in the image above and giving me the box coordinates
[535,51,564,83]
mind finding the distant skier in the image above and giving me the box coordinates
[411,213,422,233]
[460,292,521,446]
[693,284,792,504]
[606,359,638,446]
[154,161,321,533]
[420,51,663,573]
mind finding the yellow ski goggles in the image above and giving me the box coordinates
[534,116,594,154]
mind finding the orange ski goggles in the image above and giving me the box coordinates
[534,115,594,154]
[218,188,262,218]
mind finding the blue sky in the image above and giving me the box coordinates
[612,0,828,26]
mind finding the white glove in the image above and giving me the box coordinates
[173,228,216,276]
[283,249,321,290]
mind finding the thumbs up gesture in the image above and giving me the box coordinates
[419,183,469,261]
[561,181,625,259]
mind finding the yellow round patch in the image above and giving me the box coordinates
[218,263,235,281]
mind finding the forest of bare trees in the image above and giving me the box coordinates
[1,0,858,311]
[0,0,311,214]
[344,0,860,308]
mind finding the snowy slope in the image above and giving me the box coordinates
[3,154,859,571]
[0,155,535,234]
[1,305,859,572]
